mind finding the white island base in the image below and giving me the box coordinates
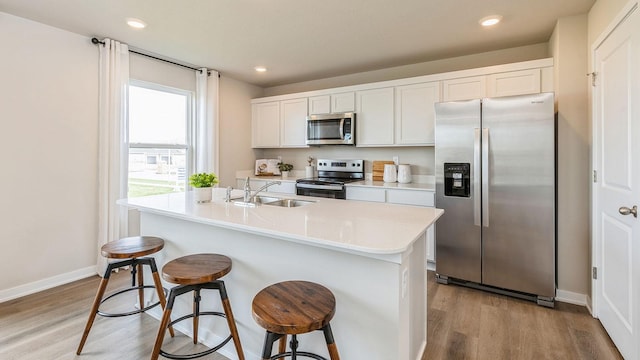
[122,193,443,360]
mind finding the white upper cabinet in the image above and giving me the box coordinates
[442,76,486,101]
[444,69,543,101]
[252,102,280,148]
[332,92,355,113]
[394,81,440,145]
[308,95,331,115]
[487,69,541,98]
[308,92,355,115]
[280,98,308,147]
[356,87,395,146]
[252,59,553,148]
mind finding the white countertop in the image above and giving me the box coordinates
[348,180,435,191]
[236,170,435,191]
[119,191,443,257]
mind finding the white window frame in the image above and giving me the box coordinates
[127,79,195,193]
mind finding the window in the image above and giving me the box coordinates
[127,81,193,197]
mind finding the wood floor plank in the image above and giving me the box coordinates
[0,269,623,360]
[423,271,623,360]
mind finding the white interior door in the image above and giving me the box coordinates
[593,4,640,359]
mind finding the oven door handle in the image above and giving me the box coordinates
[296,183,344,191]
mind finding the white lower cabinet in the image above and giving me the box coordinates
[345,187,386,202]
[236,179,296,194]
[346,187,436,264]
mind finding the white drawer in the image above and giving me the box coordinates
[346,187,386,202]
[386,189,434,207]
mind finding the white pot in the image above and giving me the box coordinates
[281,171,290,178]
[193,187,212,203]
[383,164,397,183]
[305,165,315,178]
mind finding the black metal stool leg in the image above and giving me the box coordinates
[261,331,283,360]
[322,324,340,360]
[193,289,201,344]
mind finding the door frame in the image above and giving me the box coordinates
[591,0,638,318]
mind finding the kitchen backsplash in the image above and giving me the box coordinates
[257,146,435,176]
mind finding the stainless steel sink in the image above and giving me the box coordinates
[233,196,315,208]
[262,199,316,207]
[253,196,282,204]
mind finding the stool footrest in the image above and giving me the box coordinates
[159,310,233,359]
[268,352,327,360]
[97,285,168,317]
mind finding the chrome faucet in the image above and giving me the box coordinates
[243,177,281,203]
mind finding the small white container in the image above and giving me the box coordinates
[397,164,412,183]
[305,165,315,178]
[383,164,397,183]
[193,187,212,203]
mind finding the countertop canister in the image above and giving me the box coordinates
[397,164,412,183]
[383,164,397,183]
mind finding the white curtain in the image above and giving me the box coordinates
[195,68,219,175]
[96,39,130,276]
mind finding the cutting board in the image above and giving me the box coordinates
[372,160,395,181]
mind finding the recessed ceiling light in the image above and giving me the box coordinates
[254,66,267,72]
[479,15,502,27]
[126,18,147,29]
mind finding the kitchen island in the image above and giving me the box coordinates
[119,191,443,360]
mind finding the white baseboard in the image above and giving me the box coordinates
[426,261,435,271]
[555,288,588,307]
[0,266,97,303]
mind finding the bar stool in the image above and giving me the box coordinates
[77,236,174,355]
[151,253,245,360]
[252,281,340,360]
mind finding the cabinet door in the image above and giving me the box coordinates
[487,69,541,97]
[252,102,280,147]
[308,95,330,115]
[345,187,386,202]
[356,87,394,146]
[386,189,435,206]
[280,98,308,147]
[395,82,440,145]
[442,76,486,101]
[332,92,355,112]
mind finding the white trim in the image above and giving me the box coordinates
[0,266,97,303]
[591,0,639,50]
[555,289,588,307]
[590,0,639,320]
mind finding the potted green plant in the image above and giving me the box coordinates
[277,162,293,177]
[189,172,219,203]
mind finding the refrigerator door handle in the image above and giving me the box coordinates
[482,128,490,227]
[474,128,481,226]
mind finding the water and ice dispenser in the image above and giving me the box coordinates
[444,163,470,197]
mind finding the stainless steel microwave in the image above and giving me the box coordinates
[306,112,356,145]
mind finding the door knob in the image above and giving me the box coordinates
[619,205,638,218]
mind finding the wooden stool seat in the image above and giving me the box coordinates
[252,281,340,360]
[162,253,232,285]
[252,281,336,335]
[151,253,244,360]
[77,236,172,355]
[101,236,165,259]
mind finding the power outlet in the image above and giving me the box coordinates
[393,156,399,165]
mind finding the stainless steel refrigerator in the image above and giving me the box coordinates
[434,92,556,307]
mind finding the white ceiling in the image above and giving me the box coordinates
[0,0,595,87]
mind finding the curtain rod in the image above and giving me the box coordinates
[91,37,218,76]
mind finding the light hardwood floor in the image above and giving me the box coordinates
[0,270,622,360]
